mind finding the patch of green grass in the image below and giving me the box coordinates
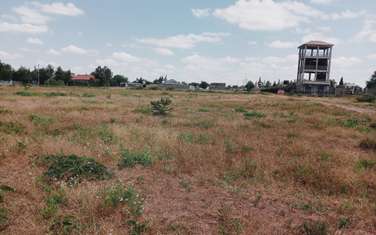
[50,215,80,235]
[14,91,39,96]
[38,154,112,185]
[342,118,359,128]
[300,221,328,235]
[195,120,215,129]
[178,132,194,144]
[241,146,254,153]
[217,205,243,235]
[320,152,332,161]
[102,184,144,216]
[118,149,152,169]
[234,106,247,113]
[81,93,96,98]
[338,216,350,229]
[127,220,149,235]
[0,208,8,231]
[41,189,66,219]
[198,107,210,112]
[98,125,116,144]
[0,121,24,134]
[133,105,151,115]
[244,111,265,119]
[30,114,54,127]
[357,95,375,103]
[0,107,11,114]
[44,92,67,97]
[355,159,376,171]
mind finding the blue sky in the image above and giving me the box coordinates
[0,0,375,86]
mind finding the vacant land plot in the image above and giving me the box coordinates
[0,86,375,234]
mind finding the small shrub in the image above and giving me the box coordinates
[133,106,151,115]
[82,93,95,98]
[178,132,194,144]
[0,208,8,231]
[44,92,67,97]
[118,149,152,169]
[102,184,144,216]
[0,107,11,114]
[0,185,15,203]
[98,125,116,144]
[217,204,243,235]
[30,114,54,127]
[0,121,24,134]
[50,215,80,235]
[244,111,265,119]
[355,159,376,171]
[39,154,112,185]
[338,217,350,229]
[342,118,359,128]
[370,123,376,129]
[150,97,172,115]
[15,91,38,96]
[357,95,375,103]
[359,138,376,151]
[300,220,328,235]
[198,107,210,112]
[127,220,148,235]
[234,106,247,113]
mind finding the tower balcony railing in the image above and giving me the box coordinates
[302,54,330,58]
[303,65,328,71]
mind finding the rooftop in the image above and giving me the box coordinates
[299,40,334,49]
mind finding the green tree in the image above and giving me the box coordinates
[245,81,255,91]
[339,77,344,86]
[265,80,271,88]
[54,66,71,85]
[14,67,32,83]
[0,61,13,81]
[111,74,128,86]
[91,66,113,86]
[367,71,376,89]
[199,81,209,89]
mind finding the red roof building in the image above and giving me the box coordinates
[71,74,95,81]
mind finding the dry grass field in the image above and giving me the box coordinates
[0,86,376,234]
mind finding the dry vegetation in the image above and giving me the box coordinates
[0,86,376,234]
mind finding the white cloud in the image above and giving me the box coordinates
[0,22,47,33]
[13,6,50,25]
[213,0,322,31]
[192,8,211,18]
[47,49,61,56]
[112,52,140,63]
[248,41,257,46]
[268,40,296,49]
[302,31,340,45]
[61,45,88,55]
[310,0,336,5]
[333,57,362,68]
[356,18,376,43]
[27,37,43,45]
[0,50,23,60]
[367,54,376,59]
[34,2,84,16]
[139,32,229,49]
[154,48,174,56]
[329,10,366,20]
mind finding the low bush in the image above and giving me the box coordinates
[355,159,376,171]
[0,121,24,134]
[300,220,328,235]
[118,149,152,169]
[30,114,54,127]
[342,118,359,128]
[38,154,112,185]
[133,106,151,115]
[357,95,375,103]
[44,92,67,97]
[359,138,376,151]
[14,91,38,96]
[50,215,80,235]
[234,106,247,113]
[102,184,144,216]
[98,125,116,144]
[82,93,96,98]
[0,208,8,231]
[41,189,66,219]
[150,97,172,115]
[244,111,265,119]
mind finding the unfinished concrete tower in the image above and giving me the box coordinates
[297,41,334,96]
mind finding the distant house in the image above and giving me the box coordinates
[210,83,226,90]
[71,74,95,86]
[160,79,188,90]
[336,83,363,96]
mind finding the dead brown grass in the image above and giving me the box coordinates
[0,86,376,234]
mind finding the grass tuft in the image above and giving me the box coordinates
[118,149,152,169]
[38,154,112,185]
[244,111,265,119]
